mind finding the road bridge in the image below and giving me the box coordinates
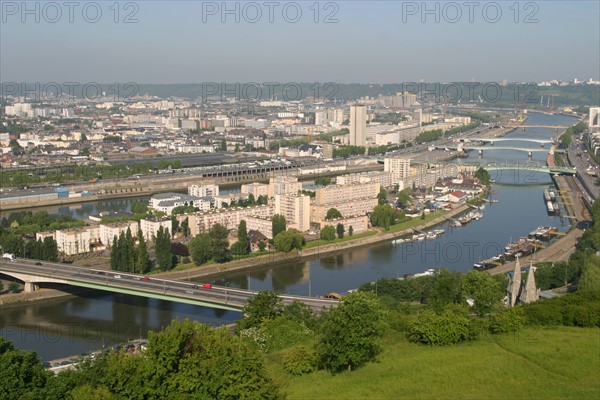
[473,138,554,145]
[0,259,339,312]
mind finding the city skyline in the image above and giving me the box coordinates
[1,1,599,83]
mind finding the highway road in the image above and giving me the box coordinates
[0,258,339,311]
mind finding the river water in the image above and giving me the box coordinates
[0,112,580,360]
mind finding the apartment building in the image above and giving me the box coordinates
[398,163,459,190]
[336,171,392,188]
[245,215,274,239]
[55,226,101,255]
[150,192,213,215]
[274,194,311,232]
[188,184,219,198]
[268,176,301,198]
[384,157,411,185]
[140,217,172,241]
[100,221,139,247]
[312,198,378,222]
[241,182,269,198]
[185,204,275,236]
[319,215,369,235]
[314,182,380,206]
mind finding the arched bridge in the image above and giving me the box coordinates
[507,125,570,129]
[459,162,577,175]
[0,259,339,312]
[473,138,555,145]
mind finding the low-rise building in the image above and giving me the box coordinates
[55,225,100,255]
[241,182,269,198]
[140,217,172,241]
[150,192,213,215]
[245,215,274,239]
[185,204,275,236]
[100,221,139,247]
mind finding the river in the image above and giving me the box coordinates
[0,112,580,361]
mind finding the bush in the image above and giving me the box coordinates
[182,256,191,264]
[282,345,318,376]
[489,307,525,334]
[523,290,600,328]
[408,309,471,345]
[262,317,314,352]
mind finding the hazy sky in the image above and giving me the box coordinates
[1,1,599,83]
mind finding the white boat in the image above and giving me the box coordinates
[426,232,438,240]
[413,268,437,278]
[453,220,462,227]
[433,229,445,235]
[392,238,405,245]
[416,234,426,241]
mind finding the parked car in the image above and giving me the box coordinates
[114,275,121,279]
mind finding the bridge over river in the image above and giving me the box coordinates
[0,259,339,312]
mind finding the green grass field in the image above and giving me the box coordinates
[267,327,600,400]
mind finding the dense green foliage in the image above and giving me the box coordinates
[272,214,287,238]
[474,167,491,187]
[325,208,342,220]
[317,292,388,372]
[333,145,366,158]
[370,204,398,230]
[273,229,304,252]
[188,233,212,265]
[208,223,230,263]
[154,226,174,271]
[319,226,336,241]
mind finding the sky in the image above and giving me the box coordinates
[1,1,599,84]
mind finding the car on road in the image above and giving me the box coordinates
[201,283,212,289]
[142,276,150,281]
[185,290,195,295]
[114,275,122,279]
[35,262,42,265]
[133,276,141,281]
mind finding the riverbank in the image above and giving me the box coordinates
[0,285,93,309]
[157,203,472,282]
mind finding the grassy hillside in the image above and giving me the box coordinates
[268,327,599,400]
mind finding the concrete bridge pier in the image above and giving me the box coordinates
[479,149,484,155]
[528,151,533,157]
[24,281,39,293]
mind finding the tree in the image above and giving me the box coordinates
[155,226,173,271]
[236,291,284,331]
[348,226,354,237]
[209,223,229,263]
[257,240,266,252]
[110,236,118,270]
[234,220,249,256]
[377,187,388,205]
[370,204,397,230]
[336,223,345,239]
[461,270,504,316]
[0,337,52,400]
[188,233,212,265]
[475,167,491,187]
[135,229,150,274]
[325,208,342,220]
[102,319,280,399]
[578,255,600,291]
[125,228,135,272]
[273,229,304,252]
[181,217,190,237]
[220,138,227,151]
[248,193,256,205]
[317,292,388,372]
[320,226,336,241]
[272,214,287,237]
[428,269,465,312]
[81,147,90,157]
[42,236,58,261]
[397,188,411,208]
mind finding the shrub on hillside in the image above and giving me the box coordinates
[408,309,471,345]
[488,307,525,334]
[282,345,318,376]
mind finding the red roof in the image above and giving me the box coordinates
[450,190,466,197]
